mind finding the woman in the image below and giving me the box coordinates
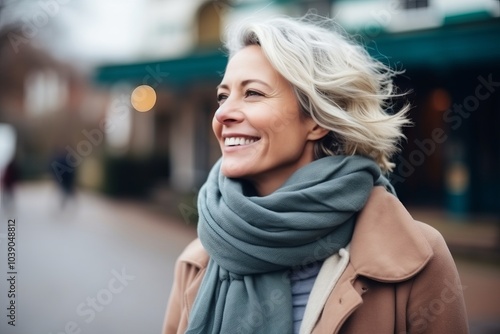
[163,16,468,334]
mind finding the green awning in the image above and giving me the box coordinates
[94,50,228,86]
[365,18,500,69]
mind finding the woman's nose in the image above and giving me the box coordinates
[214,100,244,125]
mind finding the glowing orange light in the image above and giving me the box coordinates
[131,85,157,112]
[430,88,451,112]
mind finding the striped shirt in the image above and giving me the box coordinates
[289,261,323,334]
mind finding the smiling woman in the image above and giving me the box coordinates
[213,45,326,196]
[162,15,468,334]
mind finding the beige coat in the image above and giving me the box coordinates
[162,187,469,333]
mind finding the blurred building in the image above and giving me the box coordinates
[331,0,500,216]
[94,0,500,216]
[0,24,110,188]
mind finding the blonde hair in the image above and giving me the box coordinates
[223,15,411,172]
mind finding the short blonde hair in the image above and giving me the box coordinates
[223,15,411,172]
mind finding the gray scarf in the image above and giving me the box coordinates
[186,155,393,334]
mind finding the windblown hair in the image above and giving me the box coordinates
[222,15,411,172]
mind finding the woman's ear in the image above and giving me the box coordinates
[307,123,329,141]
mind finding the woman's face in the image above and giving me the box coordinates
[213,45,326,195]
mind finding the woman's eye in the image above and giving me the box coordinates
[217,93,228,104]
[245,90,263,98]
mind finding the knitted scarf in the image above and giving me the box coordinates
[186,155,393,334]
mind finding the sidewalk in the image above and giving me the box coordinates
[409,207,500,261]
[0,181,198,334]
[409,207,500,333]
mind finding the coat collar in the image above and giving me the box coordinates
[349,186,433,282]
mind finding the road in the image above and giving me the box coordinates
[0,182,197,334]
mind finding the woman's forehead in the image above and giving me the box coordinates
[219,45,285,88]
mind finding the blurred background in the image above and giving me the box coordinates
[0,0,499,333]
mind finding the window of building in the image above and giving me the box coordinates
[197,1,225,48]
[401,0,429,10]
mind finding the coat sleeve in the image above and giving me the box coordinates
[162,239,208,334]
[406,224,469,334]
[162,257,187,334]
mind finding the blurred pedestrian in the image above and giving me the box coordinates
[51,148,77,210]
[163,15,468,334]
[1,157,19,212]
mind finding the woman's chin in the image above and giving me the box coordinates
[220,160,251,179]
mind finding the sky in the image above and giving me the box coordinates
[1,0,144,66]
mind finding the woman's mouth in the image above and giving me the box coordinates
[224,137,260,147]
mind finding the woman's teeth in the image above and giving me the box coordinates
[224,137,257,146]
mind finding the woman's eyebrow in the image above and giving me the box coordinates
[241,79,272,89]
[216,79,272,91]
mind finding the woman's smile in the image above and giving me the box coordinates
[223,136,260,147]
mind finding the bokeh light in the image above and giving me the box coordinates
[131,85,156,112]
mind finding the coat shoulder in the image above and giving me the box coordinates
[351,187,434,281]
[415,220,448,249]
[178,238,210,269]
[413,220,459,278]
